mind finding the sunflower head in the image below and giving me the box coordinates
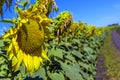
[17,19,45,54]
[3,18,50,74]
[1,5,53,74]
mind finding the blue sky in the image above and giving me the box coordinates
[54,0,120,27]
[0,0,120,35]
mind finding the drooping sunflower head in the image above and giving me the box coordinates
[3,18,50,74]
[17,19,45,54]
[1,4,53,74]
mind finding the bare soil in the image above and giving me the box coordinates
[95,55,108,80]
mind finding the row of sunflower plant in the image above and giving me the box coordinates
[40,11,106,80]
[0,0,106,80]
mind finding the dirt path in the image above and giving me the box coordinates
[95,55,108,80]
[95,30,120,80]
[112,30,120,50]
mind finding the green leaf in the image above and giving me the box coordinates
[60,62,83,80]
[65,53,76,63]
[48,48,63,59]
[86,54,96,61]
[71,50,83,59]
[0,51,3,53]
[83,47,93,54]
[19,63,26,78]
[0,40,4,47]
[73,63,88,79]
[79,62,91,71]
[0,54,10,78]
[47,71,64,80]
[32,67,45,79]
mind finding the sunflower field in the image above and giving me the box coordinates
[0,0,106,80]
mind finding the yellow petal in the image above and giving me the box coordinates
[9,28,14,34]
[12,53,22,71]
[2,28,14,39]
[21,19,28,23]
[6,43,13,56]
[12,36,19,53]
[12,61,20,71]
[17,7,24,19]
[9,52,14,59]
[27,54,34,73]
[23,53,28,70]
[12,56,18,67]
[12,50,24,71]
[39,57,43,64]
[42,18,52,23]
[33,56,40,71]
[41,47,49,61]
[17,50,23,65]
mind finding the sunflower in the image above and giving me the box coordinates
[85,26,96,38]
[1,7,52,74]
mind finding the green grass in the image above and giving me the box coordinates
[100,29,120,80]
[116,26,120,34]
